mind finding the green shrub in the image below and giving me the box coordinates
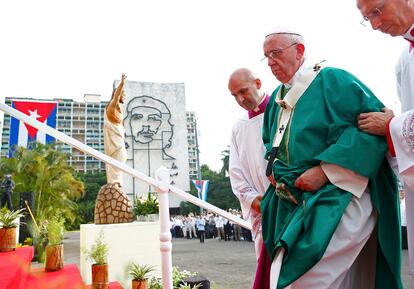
[23,237,33,246]
[127,263,155,281]
[47,216,64,245]
[179,283,201,289]
[148,266,197,289]
[30,219,48,263]
[0,143,84,229]
[0,207,25,228]
[134,192,159,216]
[83,230,108,265]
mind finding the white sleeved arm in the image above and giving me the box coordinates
[229,131,259,220]
[389,112,414,190]
[386,152,400,177]
[320,162,369,198]
[396,54,403,102]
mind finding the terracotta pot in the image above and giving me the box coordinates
[0,227,16,252]
[132,279,148,289]
[45,244,64,271]
[92,263,108,289]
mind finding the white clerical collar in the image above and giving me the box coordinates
[284,60,309,89]
[275,60,324,110]
[253,93,266,112]
[403,23,414,41]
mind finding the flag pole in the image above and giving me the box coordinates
[194,117,203,215]
[24,200,40,233]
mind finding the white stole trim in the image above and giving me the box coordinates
[272,65,323,148]
[270,63,369,198]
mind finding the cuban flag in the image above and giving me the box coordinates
[9,100,57,155]
[191,180,209,202]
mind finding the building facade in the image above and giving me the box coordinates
[1,93,199,187]
[120,81,192,208]
[186,111,199,182]
[1,95,108,173]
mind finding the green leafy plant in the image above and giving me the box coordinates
[46,216,65,245]
[84,230,108,265]
[30,219,48,263]
[0,207,25,228]
[127,263,155,281]
[172,267,198,287]
[134,192,159,216]
[23,237,33,246]
[149,266,197,289]
[148,277,162,289]
[0,143,84,229]
[179,283,201,289]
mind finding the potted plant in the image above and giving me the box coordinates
[134,192,159,222]
[31,219,48,263]
[148,266,198,289]
[0,207,25,252]
[45,216,64,271]
[127,263,155,289]
[179,283,201,289]
[84,230,109,289]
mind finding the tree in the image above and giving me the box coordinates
[201,164,240,211]
[180,164,240,215]
[76,172,107,225]
[179,184,200,216]
[220,147,230,176]
[0,143,84,228]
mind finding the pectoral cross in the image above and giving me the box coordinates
[313,64,321,72]
[313,60,326,72]
[279,125,285,134]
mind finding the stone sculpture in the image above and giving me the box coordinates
[94,73,133,224]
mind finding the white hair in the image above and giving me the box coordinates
[265,25,305,44]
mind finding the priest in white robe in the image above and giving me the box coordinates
[356,0,414,283]
[228,68,270,259]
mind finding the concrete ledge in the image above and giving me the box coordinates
[80,221,161,289]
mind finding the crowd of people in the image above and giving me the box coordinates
[170,210,253,243]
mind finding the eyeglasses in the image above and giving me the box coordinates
[262,43,298,61]
[360,6,382,26]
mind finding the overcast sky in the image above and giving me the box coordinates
[0,0,407,171]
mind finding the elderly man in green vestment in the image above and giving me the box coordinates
[252,27,403,289]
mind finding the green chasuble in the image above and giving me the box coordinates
[261,67,402,289]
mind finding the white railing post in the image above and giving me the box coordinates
[155,166,173,289]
